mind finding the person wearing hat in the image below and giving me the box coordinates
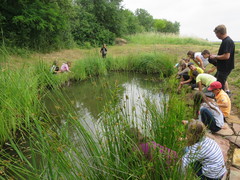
[178,62,204,91]
[208,81,231,117]
[196,73,217,91]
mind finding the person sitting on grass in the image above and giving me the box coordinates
[60,61,71,73]
[208,81,231,118]
[127,127,177,164]
[196,73,217,91]
[187,50,210,70]
[50,60,60,74]
[178,62,204,92]
[182,121,226,180]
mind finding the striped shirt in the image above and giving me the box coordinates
[182,137,226,179]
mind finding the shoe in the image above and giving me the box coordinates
[226,90,231,97]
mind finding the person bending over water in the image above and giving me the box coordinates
[182,121,226,180]
[193,91,224,133]
[127,127,177,164]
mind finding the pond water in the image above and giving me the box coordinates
[45,72,167,132]
[1,73,168,178]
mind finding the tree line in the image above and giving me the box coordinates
[0,0,180,52]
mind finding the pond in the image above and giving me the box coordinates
[44,72,167,132]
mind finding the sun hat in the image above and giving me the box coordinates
[208,81,222,91]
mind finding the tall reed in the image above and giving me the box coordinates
[0,53,198,179]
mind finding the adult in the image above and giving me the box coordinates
[207,60,231,95]
[208,81,231,118]
[178,62,204,91]
[193,91,224,133]
[187,50,210,70]
[60,61,71,72]
[100,44,107,58]
[209,24,235,91]
[182,121,226,180]
[196,73,216,91]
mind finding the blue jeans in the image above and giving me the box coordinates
[200,108,221,133]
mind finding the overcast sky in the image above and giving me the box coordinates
[121,0,240,41]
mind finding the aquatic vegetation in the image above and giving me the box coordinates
[0,52,198,179]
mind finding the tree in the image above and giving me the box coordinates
[135,8,154,32]
[0,0,74,51]
[154,19,180,34]
[120,9,143,35]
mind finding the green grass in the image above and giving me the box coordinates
[6,77,193,179]
[0,35,223,179]
[125,32,211,46]
[72,52,176,81]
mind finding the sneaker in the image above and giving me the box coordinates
[226,90,231,97]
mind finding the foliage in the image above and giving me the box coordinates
[70,4,115,46]
[135,8,154,32]
[0,0,181,51]
[120,9,144,34]
[0,0,74,52]
[154,19,180,33]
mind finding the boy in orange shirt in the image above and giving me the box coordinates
[208,81,231,117]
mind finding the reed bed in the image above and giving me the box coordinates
[72,52,176,81]
[0,51,199,179]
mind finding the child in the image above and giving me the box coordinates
[127,128,177,164]
[60,61,71,72]
[50,60,60,74]
[193,91,224,133]
[187,50,210,70]
[177,60,190,80]
[182,121,226,180]
[100,44,107,58]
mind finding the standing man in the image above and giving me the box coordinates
[209,25,235,91]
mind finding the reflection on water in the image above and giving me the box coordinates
[45,72,166,131]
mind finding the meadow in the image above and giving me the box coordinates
[0,33,239,179]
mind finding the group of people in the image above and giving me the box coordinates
[178,24,234,179]
[50,61,71,74]
[50,44,107,74]
[129,24,234,180]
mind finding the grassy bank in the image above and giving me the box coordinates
[0,48,195,179]
[0,72,195,179]
[0,33,239,179]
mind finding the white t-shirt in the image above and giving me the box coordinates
[194,52,209,67]
[198,102,224,128]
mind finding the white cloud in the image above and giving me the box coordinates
[122,0,240,41]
